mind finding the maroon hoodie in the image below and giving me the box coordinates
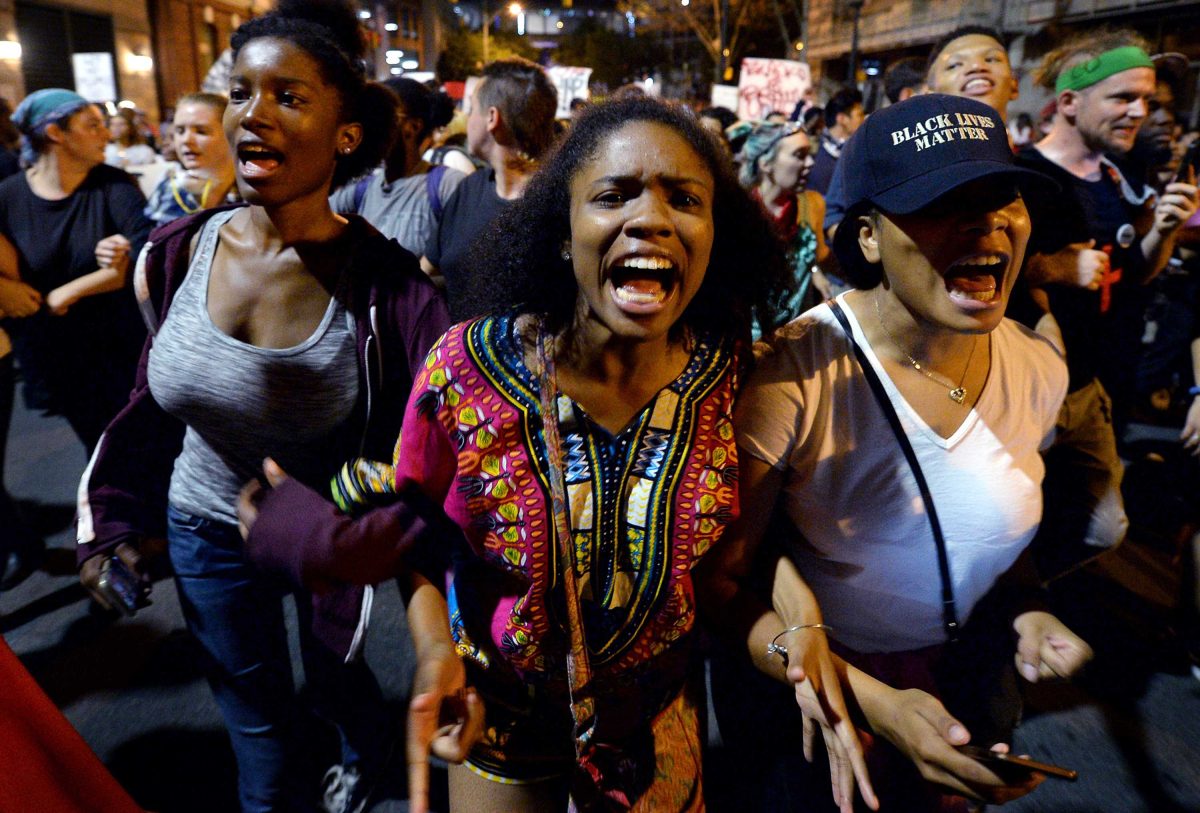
[76,204,450,658]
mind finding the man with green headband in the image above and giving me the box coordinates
[1013,31,1198,574]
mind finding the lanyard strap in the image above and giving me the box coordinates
[828,299,961,644]
[535,327,598,755]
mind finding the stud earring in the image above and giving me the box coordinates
[561,246,572,262]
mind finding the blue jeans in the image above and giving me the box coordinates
[167,505,390,813]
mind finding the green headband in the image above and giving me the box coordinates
[1056,46,1154,93]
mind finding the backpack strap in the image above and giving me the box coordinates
[425,164,448,220]
[827,298,961,644]
[352,174,372,213]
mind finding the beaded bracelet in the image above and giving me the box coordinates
[766,623,834,666]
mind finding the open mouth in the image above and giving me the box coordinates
[944,252,1007,309]
[608,255,678,313]
[236,143,284,179]
[961,77,994,96]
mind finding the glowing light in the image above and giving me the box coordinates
[385,22,398,31]
[681,0,689,6]
[556,19,563,28]
[0,40,21,60]
[126,53,153,73]
[358,9,371,19]
[508,2,522,13]
[401,59,419,70]
[794,41,804,51]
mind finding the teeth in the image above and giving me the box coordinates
[955,255,1002,267]
[961,289,996,301]
[964,78,993,93]
[614,286,666,305]
[621,256,673,270]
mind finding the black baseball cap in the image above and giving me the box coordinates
[832,93,1055,275]
[839,93,1053,214]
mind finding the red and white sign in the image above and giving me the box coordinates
[737,58,811,121]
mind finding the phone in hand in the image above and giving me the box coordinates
[957,745,1078,781]
[97,555,151,616]
[1171,138,1200,185]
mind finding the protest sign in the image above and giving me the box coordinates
[73,53,117,103]
[547,66,592,118]
[736,58,810,120]
[710,83,739,112]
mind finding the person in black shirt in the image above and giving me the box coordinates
[0,89,151,452]
[1016,32,1198,567]
[422,58,557,321]
[807,88,863,197]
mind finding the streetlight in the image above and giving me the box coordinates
[482,0,490,65]
[847,0,865,85]
[509,1,525,35]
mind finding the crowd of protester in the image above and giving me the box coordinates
[0,1,1198,811]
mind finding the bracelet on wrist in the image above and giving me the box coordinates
[766,623,834,666]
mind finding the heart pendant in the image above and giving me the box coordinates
[949,387,966,405]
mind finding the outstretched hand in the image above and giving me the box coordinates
[407,645,485,813]
[782,628,878,812]
[1181,397,1200,457]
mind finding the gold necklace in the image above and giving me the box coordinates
[874,290,977,405]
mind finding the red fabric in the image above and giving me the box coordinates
[0,636,143,813]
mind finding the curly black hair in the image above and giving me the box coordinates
[469,96,793,344]
[230,0,396,187]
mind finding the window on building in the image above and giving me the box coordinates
[16,1,118,95]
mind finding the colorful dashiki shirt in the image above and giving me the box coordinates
[395,312,740,740]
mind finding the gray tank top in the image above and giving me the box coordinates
[147,208,359,524]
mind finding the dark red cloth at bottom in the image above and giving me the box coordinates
[0,636,143,813]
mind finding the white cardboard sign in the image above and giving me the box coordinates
[710,83,739,112]
[547,66,592,118]
[72,52,118,103]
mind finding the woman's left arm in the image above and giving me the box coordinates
[1181,337,1200,456]
[807,191,831,267]
[46,177,153,315]
[0,232,41,317]
[45,260,127,315]
[695,450,877,813]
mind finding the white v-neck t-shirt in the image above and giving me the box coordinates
[736,295,1067,653]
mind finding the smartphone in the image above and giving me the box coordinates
[97,556,151,617]
[956,745,1078,781]
[1171,138,1200,184]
